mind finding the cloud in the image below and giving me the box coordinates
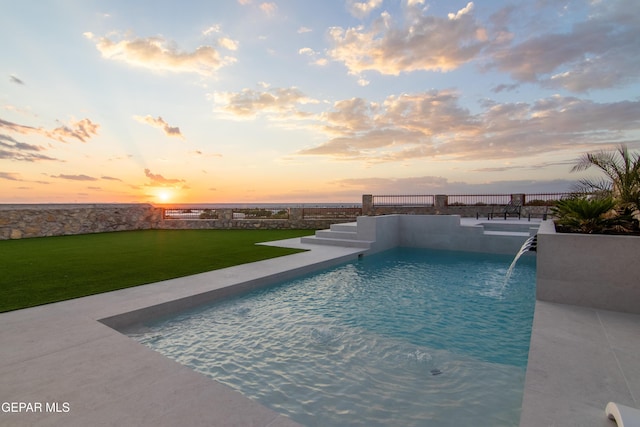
[1,117,99,143]
[47,118,99,143]
[217,37,239,51]
[144,168,185,186]
[202,25,221,36]
[327,2,488,76]
[84,32,237,76]
[9,75,24,85]
[347,0,384,19]
[0,117,38,134]
[0,172,22,181]
[259,2,277,16]
[297,91,640,162]
[101,176,122,181]
[331,176,574,195]
[0,134,59,162]
[52,174,99,181]
[134,115,184,138]
[298,27,312,34]
[486,0,640,92]
[211,86,318,119]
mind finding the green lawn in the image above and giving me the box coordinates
[0,229,314,313]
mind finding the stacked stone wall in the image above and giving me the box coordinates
[0,205,356,240]
[0,204,163,240]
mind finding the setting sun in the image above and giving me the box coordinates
[157,191,172,203]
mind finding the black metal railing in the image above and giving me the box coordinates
[372,195,434,206]
[302,207,362,219]
[523,193,574,205]
[446,194,512,206]
[163,208,219,219]
[232,208,290,219]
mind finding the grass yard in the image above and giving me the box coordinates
[0,229,314,313]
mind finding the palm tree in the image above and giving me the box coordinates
[571,144,640,209]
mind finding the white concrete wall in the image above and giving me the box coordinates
[356,214,401,252]
[536,220,640,314]
[358,215,534,255]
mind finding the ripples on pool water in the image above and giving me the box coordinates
[127,247,536,427]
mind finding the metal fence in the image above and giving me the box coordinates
[231,208,290,219]
[446,194,512,206]
[523,193,574,205]
[163,208,219,219]
[372,195,435,206]
[302,207,362,219]
[372,193,575,207]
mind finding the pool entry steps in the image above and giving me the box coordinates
[302,215,540,256]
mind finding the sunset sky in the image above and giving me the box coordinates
[1,0,639,204]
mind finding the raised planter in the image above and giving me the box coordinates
[536,220,640,314]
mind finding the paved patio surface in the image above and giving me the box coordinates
[521,301,639,427]
[0,240,364,427]
[1,233,637,426]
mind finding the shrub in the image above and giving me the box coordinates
[552,197,638,234]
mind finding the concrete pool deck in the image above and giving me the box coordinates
[1,227,637,426]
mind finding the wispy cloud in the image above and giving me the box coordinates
[52,174,99,181]
[259,2,278,16]
[144,168,185,186]
[0,134,59,162]
[48,118,99,143]
[134,115,184,138]
[211,86,318,119]
[0,117,98,143]
[84,32,237,76]
[0,172,22,181]
[347,0,384,19]
[330,176,574,194]
[9,75,24,85]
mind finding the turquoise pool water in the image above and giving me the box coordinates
[128,247,536,426]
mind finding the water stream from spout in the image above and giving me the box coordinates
[504,235,537,285]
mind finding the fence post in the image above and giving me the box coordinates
[362,194,373,215]
[435,195,448,210]
[511,193,526,205]
[289,207,303,221]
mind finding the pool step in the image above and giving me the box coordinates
[483,230,532,237]
[301,222,371,248]
[300,235,372,248]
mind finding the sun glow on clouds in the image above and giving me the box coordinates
[83,32,237,76]
[2,0,640,203]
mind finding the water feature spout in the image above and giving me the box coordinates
[504,235,537,284]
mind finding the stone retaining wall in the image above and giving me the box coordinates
[0,204,164,240]
[0,204,356,240]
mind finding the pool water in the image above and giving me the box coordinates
[128,247,536,426]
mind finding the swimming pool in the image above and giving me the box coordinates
[127,247,536,426]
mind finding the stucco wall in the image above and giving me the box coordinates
[358,214,536,255]
[536,220,640,314]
